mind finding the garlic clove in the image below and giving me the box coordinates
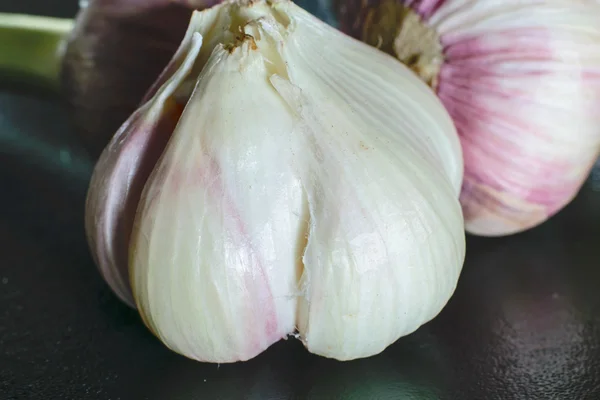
[334,0,600,236]
[120,0,465,363]
[275,73,464,359]
[84,28,204,307]
[270,12,464,359]
[130,35,303,363]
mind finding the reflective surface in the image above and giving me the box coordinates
[2,1,600,399]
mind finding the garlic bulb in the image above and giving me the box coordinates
[335,0,600,236]
[86,0,466,362]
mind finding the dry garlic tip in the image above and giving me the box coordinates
[87,0,466,363]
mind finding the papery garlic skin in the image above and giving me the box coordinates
[84,44,194,307]
[131,35,304,362]
[336,0,600,236]
[89,0,466,362]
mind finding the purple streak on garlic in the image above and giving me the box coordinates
[336,0,600,236]
[88,0,466,362]
[84,38,198,306]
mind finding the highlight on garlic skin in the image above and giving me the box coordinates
[85,0,466,362]
[335,0,600,236]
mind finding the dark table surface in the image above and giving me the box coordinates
[2,1,600,399]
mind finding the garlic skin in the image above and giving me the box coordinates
[336,0,600,236]
[87,0,465,362]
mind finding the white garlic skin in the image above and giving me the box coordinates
[122,0,466,363]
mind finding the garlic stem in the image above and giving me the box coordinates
[0,14,73,89]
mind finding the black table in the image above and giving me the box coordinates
[2,1,600,399]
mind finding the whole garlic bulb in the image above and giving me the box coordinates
[335,0,600,236]
[86,0,466,362]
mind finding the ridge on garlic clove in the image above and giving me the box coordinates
[85,0,466,363]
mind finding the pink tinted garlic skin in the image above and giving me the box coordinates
[337,0,600,236]
[77,0,221,302]
[84,100,183,307]
[87,0,466,363]
[84,19,203,305]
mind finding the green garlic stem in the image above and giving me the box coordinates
[0,13,74,88]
